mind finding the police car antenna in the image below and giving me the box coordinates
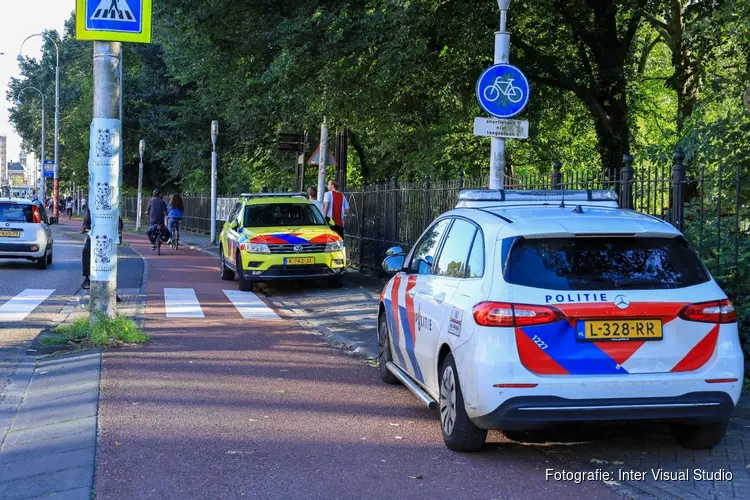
[559,186,566,208]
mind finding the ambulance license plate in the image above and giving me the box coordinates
[576,319,662,341]
[284,257,314,265]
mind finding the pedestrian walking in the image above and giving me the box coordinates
[66,197,74,219]
[307,187,324,216]
[322,180,349,241]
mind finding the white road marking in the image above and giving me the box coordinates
[164,288,205,318]
[223,290,281,320]
[0,289,56,322]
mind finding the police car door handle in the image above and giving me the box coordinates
[434,292,446,304]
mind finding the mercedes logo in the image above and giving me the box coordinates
[614,295,630,310]
[293,244,304,253]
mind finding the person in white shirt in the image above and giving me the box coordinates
[322,180,349,240]
[307,187,324,216]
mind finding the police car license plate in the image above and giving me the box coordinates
[577,319,662,341]
[284,257,314,265]
[0,230,21,238]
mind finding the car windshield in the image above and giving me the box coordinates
[0,202,34,223]
[505,236,710,290]
[244,203,325,227]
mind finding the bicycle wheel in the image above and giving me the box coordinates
[507,86,524,104]
[483,85,500,102]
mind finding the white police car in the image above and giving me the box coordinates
[378,189,743,452]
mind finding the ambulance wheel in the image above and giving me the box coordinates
[377,312,399,385]
[327,274,344,289]
[220,247,235,281]
[439,353,487,452]
[669,419,728,450]
[236,253,254,292]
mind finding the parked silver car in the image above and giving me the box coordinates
[0,198,54,269]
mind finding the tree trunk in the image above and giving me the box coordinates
[592,115,630,184]
[348,130,369,180]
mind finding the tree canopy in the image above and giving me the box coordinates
[5,0,749,193]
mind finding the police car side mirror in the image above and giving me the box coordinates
[382,255,406,274]
[386,246,404,257]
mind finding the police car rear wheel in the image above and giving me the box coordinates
[220,248,235,281]
[439,354,486,452]
[669,419,728,450]
[377,313,399,385]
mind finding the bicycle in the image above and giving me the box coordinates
[169,219,181,250]
[150,223,167,255]
[483,77,523,104]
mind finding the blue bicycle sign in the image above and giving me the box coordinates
[476,64,530,118]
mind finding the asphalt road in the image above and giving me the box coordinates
[0,223,84,399]
[95,233,623,500]
[0,217,144,401]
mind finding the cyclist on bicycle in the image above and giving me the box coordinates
[167,194,184,245]
[146,189,168,250]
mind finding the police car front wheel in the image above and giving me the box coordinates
[377,313,399,385]
[439,353,487,452]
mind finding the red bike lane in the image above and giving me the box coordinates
[94,232,621,499]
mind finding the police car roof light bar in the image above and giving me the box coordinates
[456,189,618,204]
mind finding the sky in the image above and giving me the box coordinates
[0,0,74,164]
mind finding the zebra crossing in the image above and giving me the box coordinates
[160,288,281,320]
[0,288,282,323]
[0,289,55,323]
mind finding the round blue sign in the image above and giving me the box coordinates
[476,64,530,118]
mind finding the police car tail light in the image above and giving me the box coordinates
[678,299,736,324]
[473,302,563,327]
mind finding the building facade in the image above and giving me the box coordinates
[0,136,7,186]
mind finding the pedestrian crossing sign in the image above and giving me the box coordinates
[76,0,152,43]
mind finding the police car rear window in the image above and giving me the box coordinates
[244,204,325,227]
[0,202,34,223]
[505,236,709,290]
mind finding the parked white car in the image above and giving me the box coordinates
[378,189,743,452]
[0,198,54,269]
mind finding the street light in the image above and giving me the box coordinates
[15,87,45,208]
[210,121,218,244]
[136,139,145,231]
[19,32,60,220]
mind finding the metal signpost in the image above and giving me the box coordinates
[76,0,153,319]
[475,0,530,189]
[210,120,218,245]
[136,139,144,231]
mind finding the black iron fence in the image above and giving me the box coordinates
[120,151,748,306]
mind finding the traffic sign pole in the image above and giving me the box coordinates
[317,117,328,203]
[90,40,121,321]
[490,0,512,189]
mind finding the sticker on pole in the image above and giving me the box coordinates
[88,118,122,282]
[76,0,152,43]
[476,64,530,119]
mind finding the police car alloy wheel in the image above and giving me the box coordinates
[668,419,729,450]
[439,353,487,452]
[377,313,399,384]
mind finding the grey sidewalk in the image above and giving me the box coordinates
[0,351,100,500]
